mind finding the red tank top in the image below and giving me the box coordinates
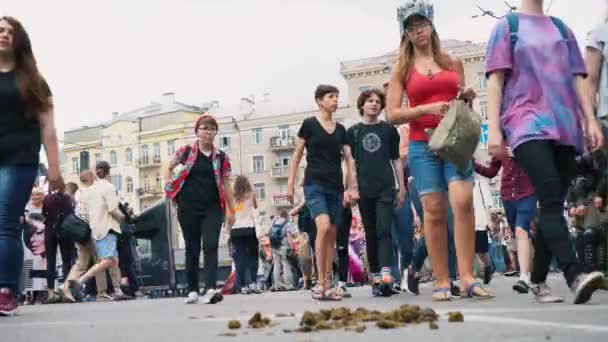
[405,69,460,141]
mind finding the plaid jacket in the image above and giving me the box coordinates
[164,140,231,211]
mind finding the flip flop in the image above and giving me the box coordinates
[461,282,494,300]
[432,287,452,301]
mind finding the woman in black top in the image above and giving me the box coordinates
[0,17,64,316]
[165,114,236,305]
[288,85,357,301]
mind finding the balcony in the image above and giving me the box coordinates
[271,166,289,179]
[136,187,163,199]
[137,156,161,168]
[269,136,296,151]
[273,195,293,209]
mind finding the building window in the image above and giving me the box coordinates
[167,139,176,157]
[153,143,161,161]
[141,145,149,165]
[111,175,122,192]
[279,182,288,195]
[125,148,133,164]
[144,176,150,191]
[94,153,101,165]
[219,136,230,149]
[72,157,79,174]
[253,156,264,173]
[155,173,161,190]
[279,153,290,166]
[126,177,134,193]
[109,150,117,166]
[252,128,263,145]
[278,125,290,140]
[359,85,372,93]
[478,72,488,90]
[254,183,266,200]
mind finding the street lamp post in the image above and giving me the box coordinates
[232,117,243,175]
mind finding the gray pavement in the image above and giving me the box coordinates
[2,274,607,342]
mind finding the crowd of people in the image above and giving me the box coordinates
[2,0,608,316]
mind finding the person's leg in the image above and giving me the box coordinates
[109,257,123,296]
[0,166,37,295]
[58,237,75,288]
[45,229,59,294]
[391,195,414,282]
[376,195,396,292]
[514,142,582,287]
[201,208,223,291]
[281,246,294,288]
[336,207,351,284]
[177,209,203,294]
[232,237,247,290]
[248,236,259,286]
[359,198,379,275]
[515,196,536,285]
[445,202,458,281]
[272,247,283,289]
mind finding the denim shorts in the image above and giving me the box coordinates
[408,141,474,196]
[303,183,343,226]
[94,233,118,259]
[503,195,537,233]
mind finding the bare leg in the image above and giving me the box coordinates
[420,193,450,290]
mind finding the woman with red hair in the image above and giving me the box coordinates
[165,114,236,304]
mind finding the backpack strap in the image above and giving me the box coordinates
[505,13,519,59]
[549,16,569,40]
[351,122,362,161]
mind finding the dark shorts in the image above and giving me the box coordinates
[303,183,343,227]
[503,195,537,233]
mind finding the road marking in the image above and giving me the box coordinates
[465,315,608,333]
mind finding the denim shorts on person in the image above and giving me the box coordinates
[408,141,474,196]
[94,233,118,259]
[303,183,343,226]
[503,195,537,233]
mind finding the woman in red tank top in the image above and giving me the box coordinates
[386,1,492,300]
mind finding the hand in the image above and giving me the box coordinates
[458,87,476,102]
[287,184,295,204]
[413,216,421,228]
[583,118,605,152]
[575,205,587,217]
[47,167,65,192]
[395,189,406,208]
[568,207,577,217]
[423,101,451,116]
[348,187,360,203]
[488,127,507,160]
[594,197,604,209]
[505,147,514,158]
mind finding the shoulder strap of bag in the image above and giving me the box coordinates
[550,16,569,40]
[352,122,362,161]
[506,13,519,59]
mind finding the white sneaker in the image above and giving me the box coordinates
[201,289,223,304]
[400,269,410,293]
[184,291,199,304]
[531,283,564,304]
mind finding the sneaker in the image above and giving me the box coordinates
[513,280,530,294]
[248,283,260,294]
[335,286,352,298]
[83,295,97,302]
[112,292,132,301]
[0,288,18,316]
[531,283,564,304]
[392,283,402,295]
[240,287,250,295]
[67,280,84,302]
[407,266,420,295]
[504,270,519,277]
[400,269,410,293]
[60,287,76,303]
[380,268,393,297]
[97,293,114,302]
[184,291,199,304]
[201,289,223,304]
[571,271,604,305]
[371,281,382,297]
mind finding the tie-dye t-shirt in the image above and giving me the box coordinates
[485,13,587,154]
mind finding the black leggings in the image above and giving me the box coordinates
[231,231,259,287]
[45,229,75,289]
[177,206,223,293]
[514,141,582,287]
[359,195,394,275]
[336,207,352,283]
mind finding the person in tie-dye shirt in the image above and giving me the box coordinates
[485,0,605,305]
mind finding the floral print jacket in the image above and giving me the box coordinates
[164,140,232,211]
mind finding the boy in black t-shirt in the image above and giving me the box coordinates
[346,89,406,297]
[288,85,358,301]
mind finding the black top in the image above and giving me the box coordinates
[347,121,400,198]
[0,71,51,166]
[177,151,220,212]
[298,117,347,192]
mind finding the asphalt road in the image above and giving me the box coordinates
[2,274,607,342]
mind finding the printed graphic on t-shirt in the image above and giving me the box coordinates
[362,132,381,153]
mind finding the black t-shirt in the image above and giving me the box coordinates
[0,71,51,166]
[347,121,400,198]
[298,117,347,191]
[177,152,220,212]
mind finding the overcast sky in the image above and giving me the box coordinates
[2,0,604,136]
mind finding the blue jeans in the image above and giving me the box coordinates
[0,166,37,292]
